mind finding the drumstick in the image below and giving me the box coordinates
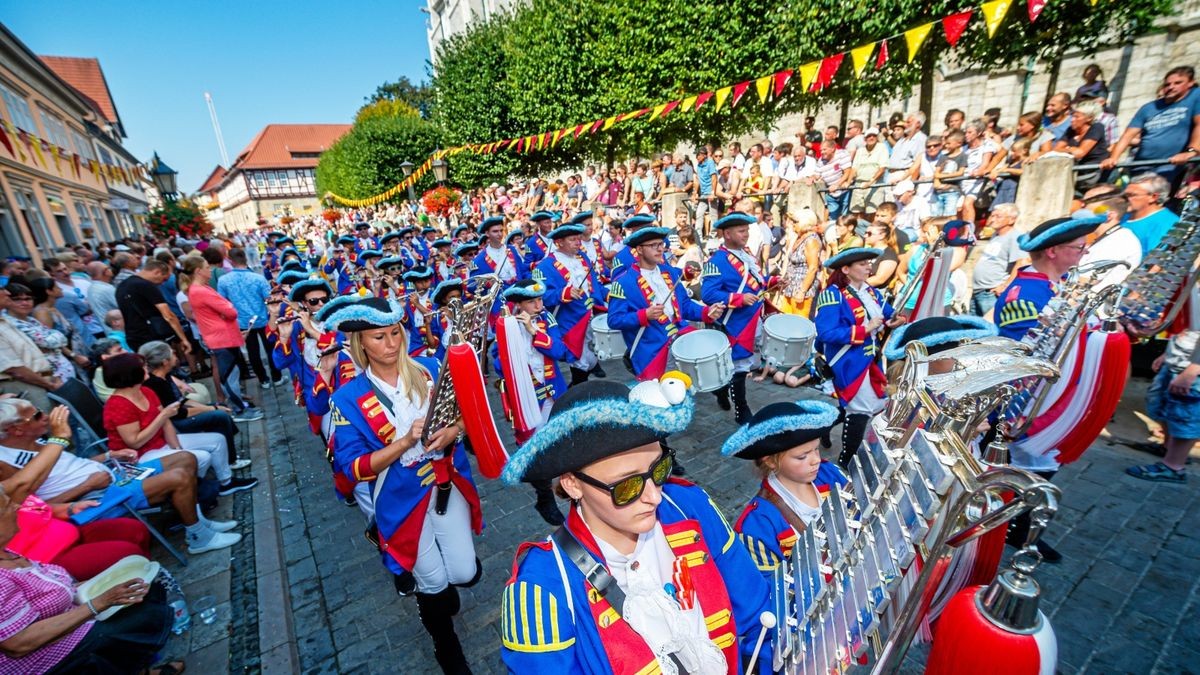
[745,611,777,674]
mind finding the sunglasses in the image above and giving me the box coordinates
[305,296,330,307]
[22,410,44,424]
[572,449,673,507]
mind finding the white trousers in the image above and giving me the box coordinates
[411,484,478,594]
[141,431,230,483]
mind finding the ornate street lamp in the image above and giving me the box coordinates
[148,152,179,202]
[400,160,417,202]
[431,157,449,185]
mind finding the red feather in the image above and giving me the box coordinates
[1054,331,1131,464]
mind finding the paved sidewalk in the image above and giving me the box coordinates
[253,369,1200,674]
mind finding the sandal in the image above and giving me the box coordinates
[1125,462,1186,483]
[146,660,186,675]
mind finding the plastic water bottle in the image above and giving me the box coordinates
[169,598,191,634]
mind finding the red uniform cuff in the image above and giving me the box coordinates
[352,454,378,482]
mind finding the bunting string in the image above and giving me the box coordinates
[0,114,148,187]
[328,0,1048,207]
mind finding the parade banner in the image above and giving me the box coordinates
[0,112,148,187]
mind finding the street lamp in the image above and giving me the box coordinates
[431,157,448,185]
[400,160,417,202]
[148,152,178,202]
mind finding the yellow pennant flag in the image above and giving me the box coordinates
[30,137,47,167]
[905,23,934,63]
[798,62,820,92]
[714,86,732,112]
[603,116,617,130]
[851,43,875,78]
[981,0,1012,36]
[680,95,697,113]
[649,103,669,121]
[755,75,773,104]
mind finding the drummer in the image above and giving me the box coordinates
[533,212,608,386]
[701,211,779,425]
[722,400,846,575]
[813,247,905,467]
[609,214,657,281]
[499,380,771,673]
[606,226,725,382]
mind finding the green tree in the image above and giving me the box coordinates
[315,114,442,201]
[355,98,421,124]
[367,76,436,116]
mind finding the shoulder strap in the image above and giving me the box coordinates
[550,526,626,615]
[756,485,808,535]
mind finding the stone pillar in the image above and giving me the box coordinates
[1015,154,1076,232]
[660,191,688,230]
[787,182,829,223]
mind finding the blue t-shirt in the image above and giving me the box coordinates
[1122,207,1179,255]
[1043,115,1072,141]
[1129,88,1200,163]
[696,158,717,196]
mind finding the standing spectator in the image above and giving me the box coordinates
[991,137,1030,206]
[111,252,139,287]
[201,246,227,289]
[1102,66,1200,184]
[582,166,600,202]
[969,204,1027,317]
[609,165,630,207]
[1079,185,1141,289]
[694,147,719,236]
[771,143,796,198]
[961,120,998,224]
[816,139,853,219]
[84,261,117,320]
[630,162,654,204]
[1075,63,1109,102]
[565,174,585,205]
[888,112,927,186]
[664,154,696,196]
[46,258,99,351]
[847,129,889,211]
[1120,173,1180,254]
[182,256,263,421]
[115,259,191,355]
[1127,328,1199,484]
[943,108,966,136]
[790,143,818,182]
[778,208,823,316]
[932,130,966,217]
[843,119,866,160]
[218,247,283,389]
[801,116,823,148]
[1007,111,1055,159]
[892,179,928,243]
[1054,99,1109,190]
[1042,92,1074,141]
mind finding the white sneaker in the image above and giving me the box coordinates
[206,518,239,533]
[187,529,242,554]
[230,458,252,470]
[260,380,272,390]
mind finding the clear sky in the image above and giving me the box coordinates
[4,0,432,192]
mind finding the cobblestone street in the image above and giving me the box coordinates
[193,367,1200,675]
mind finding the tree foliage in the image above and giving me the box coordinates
[315,114,442,200]
[355,99,421,125]
[367,75,436,116]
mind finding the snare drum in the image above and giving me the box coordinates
[761,314,816,368]
[670,329,733,392]
[590,314,625,361]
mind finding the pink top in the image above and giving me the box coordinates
[187,283,244,349]
[0,558,91,675]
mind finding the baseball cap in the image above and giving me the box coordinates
[894,179,916,194]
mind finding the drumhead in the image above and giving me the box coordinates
[591,313,612,332]
[671,329,731,360]
[763,314,816,340]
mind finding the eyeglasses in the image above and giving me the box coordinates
[20,410,44,424]
[1122,192,1151,200]
[1059,243,1089,253]
[926,144,942,149]
[572,450,674,507]
[638,242,666,250]
[305,296,330,307]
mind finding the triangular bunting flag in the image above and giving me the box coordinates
[649,103,669,121]
[798,61,820,92]
[694,91,714,110]
[589,119,604,134]
[552,128,566,146]
[814,53,845,91]
[541,132,550,149]
[755,75,772,104]
[730,81,751,108]
[680,95,698,112]
[714,86,732,112]
[0,123,13,157]
[905,23,933,63]
[602,116,617,130]
[573,124,586,138]
[851,43,875,78]
[624,108,651,121]
[660,100,681,118]
[982,0,1012,37]
[71,154,81,177]
[876,39,890,70]
[1028,0,1046,20]
[773,70,793,97]
[942,10,973,47]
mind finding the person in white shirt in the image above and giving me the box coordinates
[1078,186,1142,289]
[582,166,600,202]
[892,179,929,242]
[843,119,866,160]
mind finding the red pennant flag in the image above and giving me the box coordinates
[589,119,604,134]
[541,132,551,148]
[694,91,714,110]
[573,124,586,138]
[773,70,794,97]
[814,53,846,91]
[730,81,752,108]
[0,124,12,157]
[72,154,81,177]
[943,10,973,47]
[659,100,681,118]
[876,39,890,70]
[1027,0,1046,22]
[622,108,651,122]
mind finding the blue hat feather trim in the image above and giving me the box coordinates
[883,314,997,361]
[720,400,839,458]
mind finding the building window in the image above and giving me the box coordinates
[43,192,77,245]
[289,151,319,159]
[267,171,278,188]
[73,130,96,162]
[0,81,36,132]
[0,191,28,259]
[254,172,266,189]
[38,110,73,152]
[12,187,55,254]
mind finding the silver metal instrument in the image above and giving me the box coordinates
[1119,194,1200,336]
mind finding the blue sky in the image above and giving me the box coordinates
[4,0,432,192]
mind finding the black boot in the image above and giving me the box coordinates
[532,479,565,526]
[415,587,473,674]
[838,414,870,468]
[731,372,753,425]
[569,367,590,387]
[590,362,607,378]
[713,387,731,411]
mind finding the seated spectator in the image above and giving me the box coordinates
[1120,173,1179,254]
[1078,185,1141,289]
[2,282,85,383]
[864,222,903,291]
[101,353,257,497]
[0,284,61,411]
[88,338,125,403]
[892,179,928,243]
[103,309,129,351]
[139,341,249,472]
[969,204,1028,317]
[1053,99,1108,190]
[0,398,239,555]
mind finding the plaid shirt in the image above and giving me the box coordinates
[0,561,93,674]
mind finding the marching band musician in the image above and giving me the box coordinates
[494,278,572,525]
[471,216,528,288]
[609,214,656,281]
[353,221,381,254]
[325,295,482,675]
[430,238,455,283]
[263,230,286,274]
[418,225,440,261]
[607,226,726,382]
[533,212,609,386]
[376,255,407,299]
[401,266,438,357]
[430,278,465,361]
[524,211,557,268]
[499,380,772,674]
[452,225,473,244]
[380,230,403,257]
[324,235,360,296]
[506,229,527,263]
[813,247,906,468]
[401,226,427,265]
[702,212,780,425]
[357,250,383,295]
[452,242,479,283]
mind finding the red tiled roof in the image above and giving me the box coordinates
[39,56,120,126]
[197,165,228,194]
[231,124,351,171]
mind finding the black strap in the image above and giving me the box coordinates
[551,527,626,615]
